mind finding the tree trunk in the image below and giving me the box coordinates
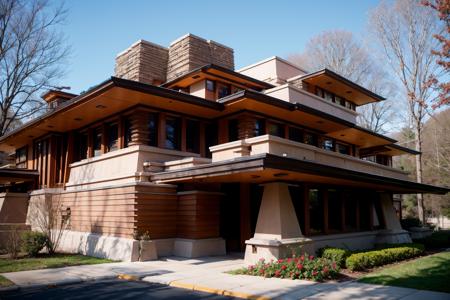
[415,123,425,223]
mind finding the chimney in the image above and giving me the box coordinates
[115,40,169,85]
[166,34,234,81]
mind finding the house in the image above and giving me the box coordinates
[0,34,448,262]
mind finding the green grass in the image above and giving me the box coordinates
[0,253,113,274]
[0,275,14,287]
[359,252,450,293]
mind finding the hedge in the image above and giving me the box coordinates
[345,244,424,271]
[317,247,351,268]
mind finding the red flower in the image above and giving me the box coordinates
[312,271,318,276]
[309,255,314,260]
[332,262,336,269]
[275,270,281,277]
[281,265,287,270]
[259,269,265,274]
[300,255,305,261]
[296,263,303,270]
[323,266,329,274]
[278,259,284,263]
[287,258,292,263]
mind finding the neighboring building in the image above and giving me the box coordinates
[0,33,448,262]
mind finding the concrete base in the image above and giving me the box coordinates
[173,238,226,258]
[244,237,313,264]
[57,230,140,262]
[408,227,433,239]
[139,240,158,261]
[309,231,380,252]
[375,229,412,244]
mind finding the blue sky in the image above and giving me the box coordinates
[59,0,380,93]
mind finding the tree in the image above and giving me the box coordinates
[423,0,450,108]
[369,0,445,222]
[288,30,396,133]
[0,0,69,136]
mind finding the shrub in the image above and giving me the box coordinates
[22,231,48,257]
[414,231,450,250]
[345,244,424,271]
[401,218,422,230]
[6,227,22,259]
[231,254,340,281]
[318,247,351,268]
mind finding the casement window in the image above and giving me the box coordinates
[217,84,231,98]
[327,189,343,232]
[336,143,350,155]
[268,122,285,138]
[288,127,303,143]
[148,113,158,147]
[254,119,266,137]
[304,131,318,146]
[186,119,200,153]
[205,80,215,92]
[93,127,102,157]
[228,119,239,142]
[323,90,334,102]
[165,116,181,150]
[107,122,119,152]
[321,138,335,151]
[205,123,218,158]
[78,132,88,160]
[124,117,132,147]
[308,189,324,234]
[15,147,27,168]
[315,87,324,98]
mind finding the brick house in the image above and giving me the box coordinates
[0,33,448,262]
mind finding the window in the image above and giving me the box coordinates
[107,123,118,152]
[328,189,342,232]
[309,189,324,234]
[78,133,88,160]
[186,119,200,153]
[321,138,334,151]
[288,127,303,143]
[315,87,324,98]
[228,119,239,141]
[205,123,218,158]
[254,119,266,137]
[324,91,334,102]
[345,100,353,109]
[304,132,318,146]
[268,122,285,138]
[165,116,181,150]
[345,192,358,231]
[15,147,27,168]
[148,113,158,146]
[93,127,102,157]
[206,80,215,92]
[217,84,231,98]
[124,117,132,147]
[336,143,350,155]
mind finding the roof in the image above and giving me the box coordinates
[161,64,275,90]
[151,153,449,194]
[0,168,39,185]
[298,68,385,105]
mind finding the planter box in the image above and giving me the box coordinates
[139,240,158,261]
[408,227,433,239]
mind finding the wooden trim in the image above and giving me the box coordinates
[87,128,94,158]
[158,112,166,148]
[63,132,74,184]
[101,124,107,154]
[118,116,124,149]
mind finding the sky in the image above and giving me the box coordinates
[56,0,380,93]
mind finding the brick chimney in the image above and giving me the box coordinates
[115,40,169,85]
[166,34,234,81]
[115,34,234,84]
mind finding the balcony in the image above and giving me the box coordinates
[209,135,410,181]
[264,84,358,124]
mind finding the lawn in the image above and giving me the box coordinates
[359,251,450,293]
[0,253,113,274]
[0,275,14,287]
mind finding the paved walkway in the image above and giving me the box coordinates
[2,255,450,299]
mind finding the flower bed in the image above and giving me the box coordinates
[230,255,340,281]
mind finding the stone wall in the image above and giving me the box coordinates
[115,40,169,85]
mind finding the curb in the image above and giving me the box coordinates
[0,285,19,293]
[169,281,271,300]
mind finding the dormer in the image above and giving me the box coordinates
[42,90,78,109]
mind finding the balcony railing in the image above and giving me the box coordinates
[209,134,410,181]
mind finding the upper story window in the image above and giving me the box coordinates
[93,127,102,157]
[228,119,239,142]
[304,131,318,146]
[206,80,215,92]
[217,83,231,98]
[336,143,350,155]
[268,122,285,138]
[148,113,158,147]
[15,147,27,168]
[321,138,335,151]
[107,123,119,152]
[78,132,88,160]
[315,87,356,111]
[186,119,200,153]
[165,116,181,150]
[288,127,303,143]
[254,119,266,136]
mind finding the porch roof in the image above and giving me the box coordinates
[150,153,449,195]
[0,168,39,185]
